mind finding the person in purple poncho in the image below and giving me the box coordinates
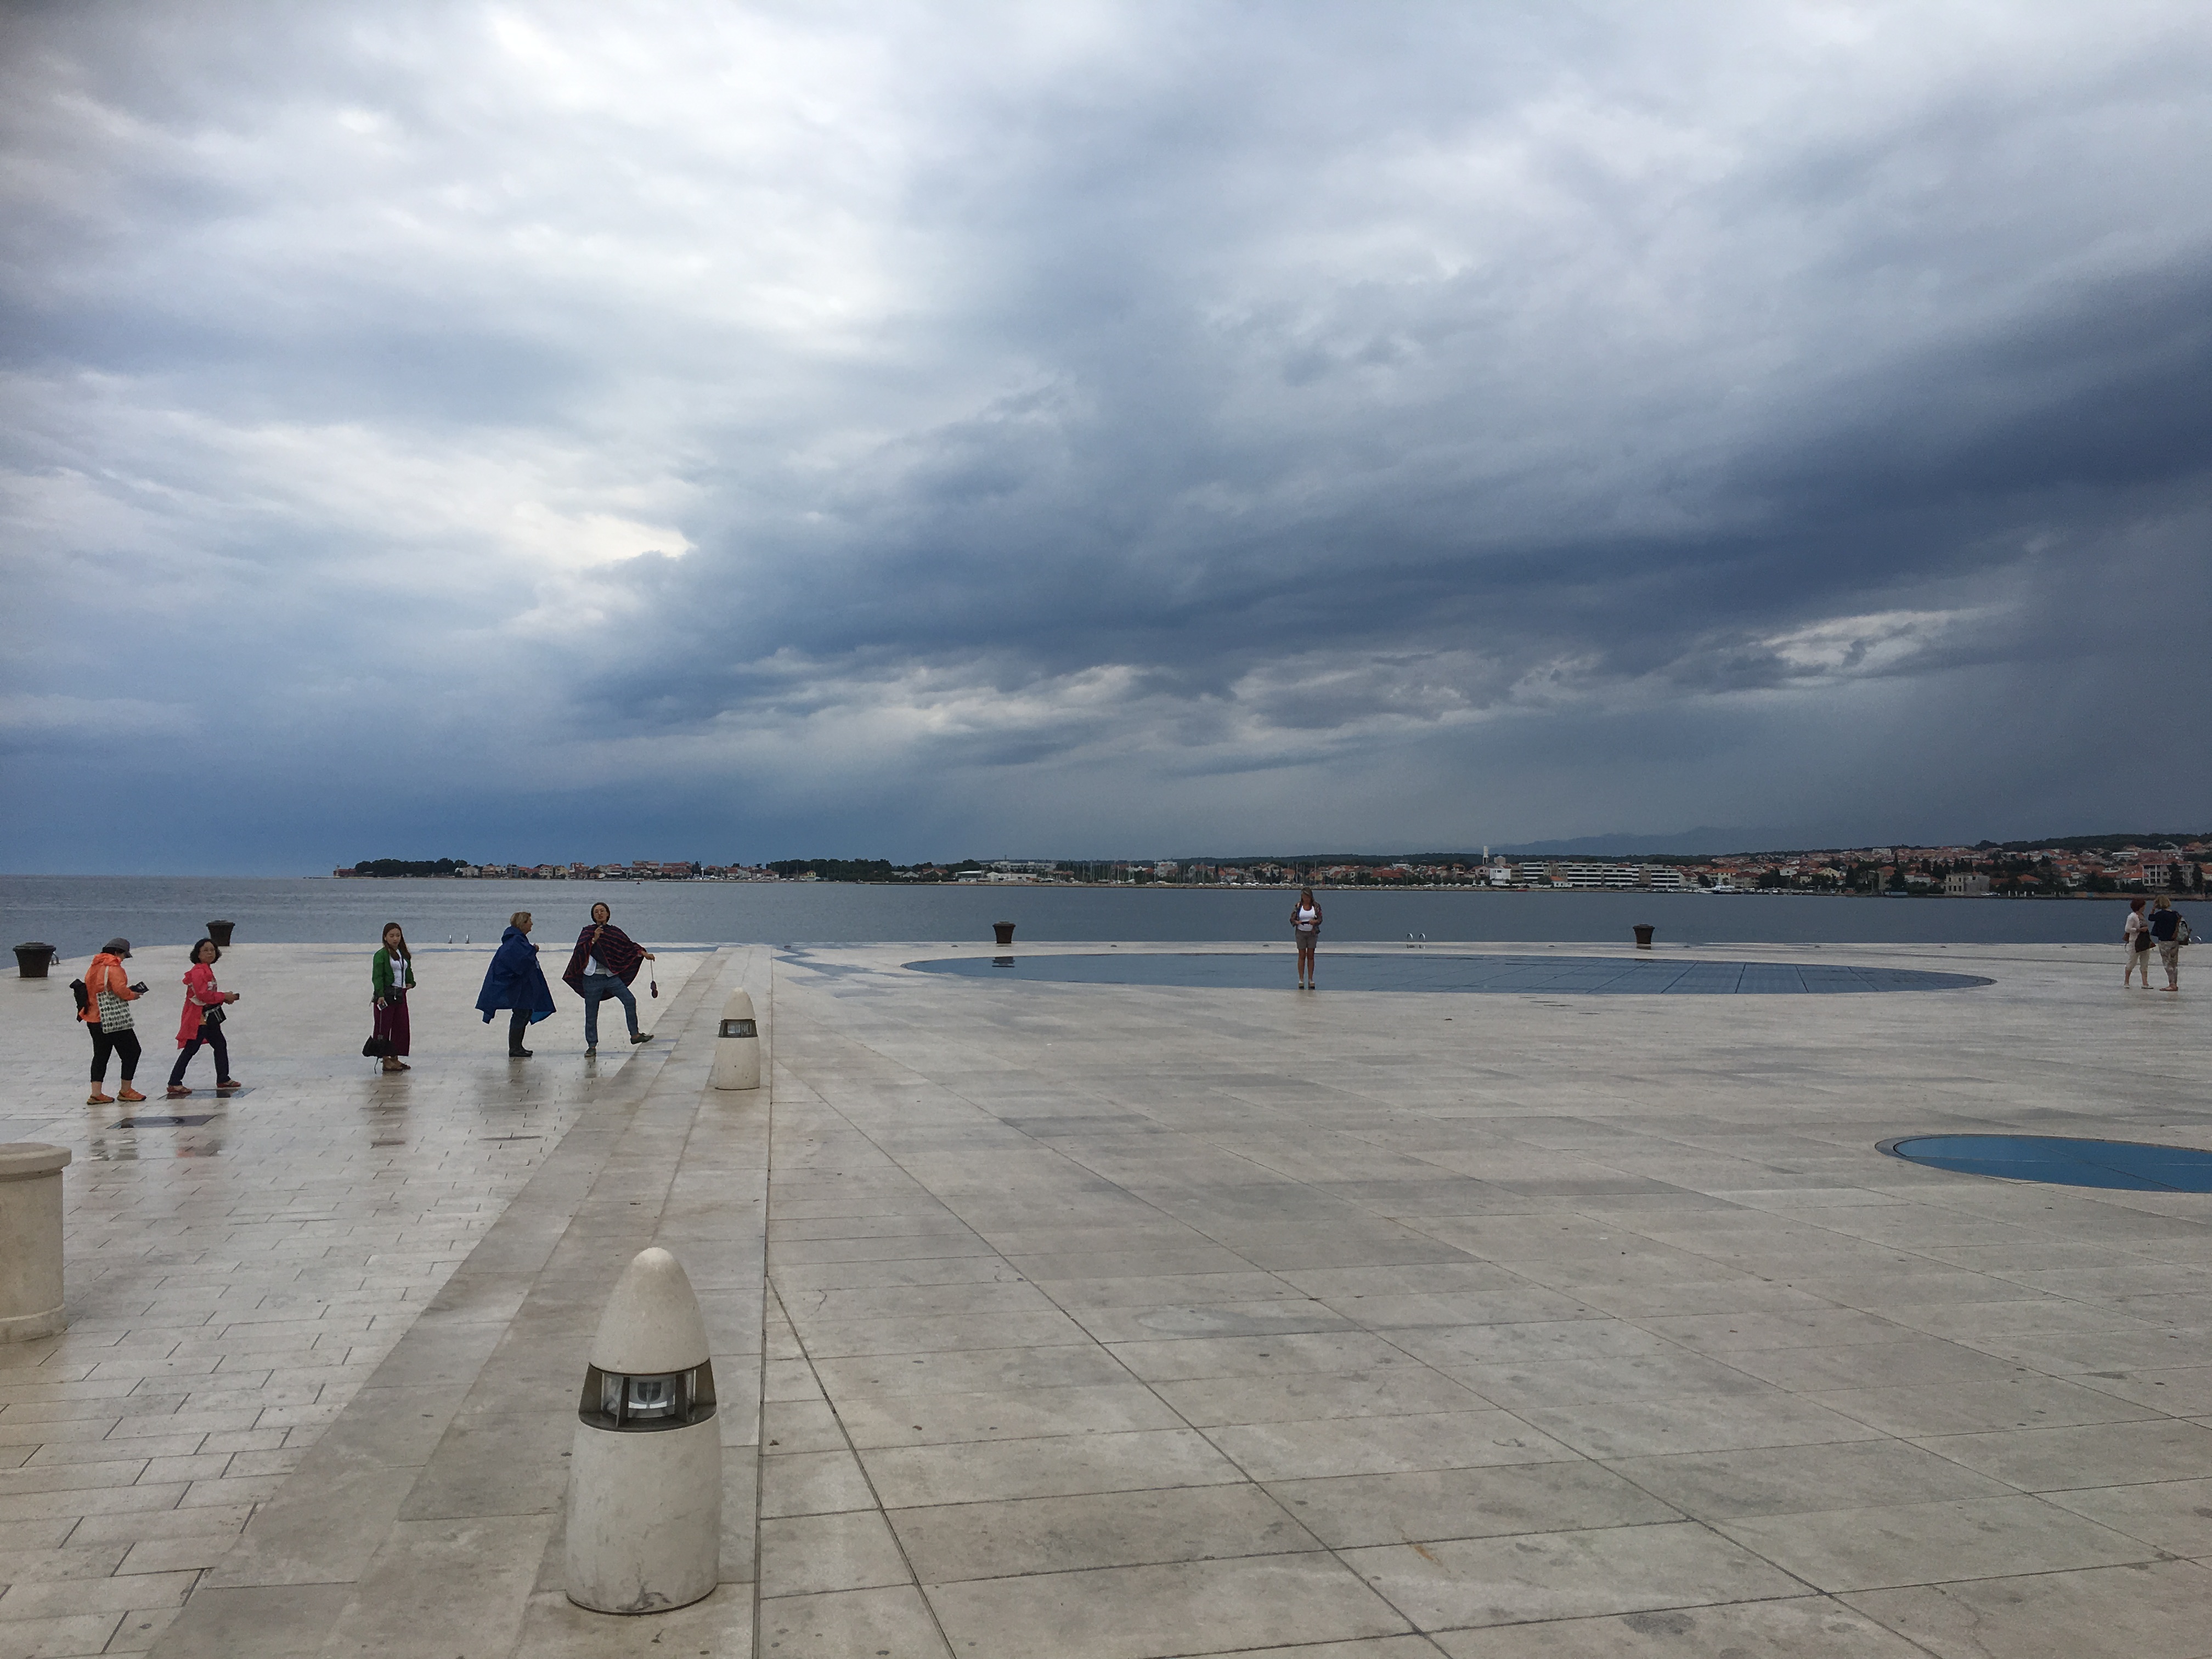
[477,911,557,1058]
[562,902,657,1056]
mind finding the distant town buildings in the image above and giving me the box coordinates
[329,838,2210,894]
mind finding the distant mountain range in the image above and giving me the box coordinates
[1197,828,2210,864]
[1486,827,1806,857]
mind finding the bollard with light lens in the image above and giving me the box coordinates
[709,988,760,1091]
[565,1248,724,1615]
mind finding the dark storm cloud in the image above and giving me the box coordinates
[3,1,2211,871]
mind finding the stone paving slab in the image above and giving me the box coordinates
[146,945,768,1659]
[10,935,2212,1657]
[0,939,720,1656]
[751,940,2212,1658]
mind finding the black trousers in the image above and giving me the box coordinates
[509,1007,532,1052]
[168,1025,231,1087]
[89,1023,141,1082]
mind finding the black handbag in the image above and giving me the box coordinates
[201,1006,225,1027]
[362,1034,395,1057]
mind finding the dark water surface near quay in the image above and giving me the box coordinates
[2,873,2194,958]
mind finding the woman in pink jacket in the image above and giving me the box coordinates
[166,938,242,1098]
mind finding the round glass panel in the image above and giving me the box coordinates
[1883,1135,2212,1192]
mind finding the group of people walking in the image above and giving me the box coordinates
[78,936,242,1105]
[75,906,657,1101]
[2124,896,2189,990]
[368,904,659,1066]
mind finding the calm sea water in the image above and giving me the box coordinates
[1,874,2193,959]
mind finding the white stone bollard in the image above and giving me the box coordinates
[565,1247,723,1615]
[709,989,760,1092]
[0,1144,70,1342]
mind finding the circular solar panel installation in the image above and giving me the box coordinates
[904,952,1991,994]
[1883,1135,2212,1192]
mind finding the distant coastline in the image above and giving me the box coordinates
[332,834,2209,901]
[314,872,2177,901]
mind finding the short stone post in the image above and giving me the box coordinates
[566,1248,722,1613]
[709,989,760,1092]
[0,1144,70,1342]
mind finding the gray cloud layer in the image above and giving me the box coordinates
[5,1,2210,870]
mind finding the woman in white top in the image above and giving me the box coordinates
[2124,897,2154,988]
[1291,889,1323,989]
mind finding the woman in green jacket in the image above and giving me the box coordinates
[371,923,416,1073]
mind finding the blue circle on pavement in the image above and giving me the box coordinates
[1883,1135,2212,1192]
[902,952,1991,994]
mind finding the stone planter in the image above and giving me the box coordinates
[0,1144,70,1342]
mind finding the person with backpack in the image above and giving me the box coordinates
[2124,898,2155,988]
[560,902,656,1057]
[78,938,148,1105]
[166,938,242,1097]
[2148,895,2188,991]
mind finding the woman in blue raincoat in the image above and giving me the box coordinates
[477,911,557,1057]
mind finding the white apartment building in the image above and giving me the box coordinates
[1552,862,1644,889]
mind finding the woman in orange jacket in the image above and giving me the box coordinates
[81,938,148,1105]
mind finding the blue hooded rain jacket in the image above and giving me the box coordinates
[477,926,557,1024]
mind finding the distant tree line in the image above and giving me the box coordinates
[766,858,898,882]
[352,857,470,877]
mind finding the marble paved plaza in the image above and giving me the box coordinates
[3,936,2212,1657]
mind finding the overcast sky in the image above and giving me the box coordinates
[5,1,2210,872]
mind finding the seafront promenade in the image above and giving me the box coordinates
[2,938,2210,1656]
